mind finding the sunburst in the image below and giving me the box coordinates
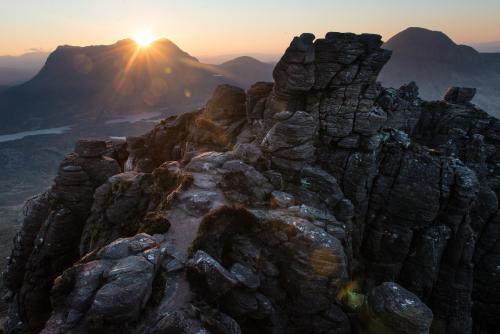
[133,31,155,48]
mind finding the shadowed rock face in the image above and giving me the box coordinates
[2,32,500,334]
[2,139,122,333]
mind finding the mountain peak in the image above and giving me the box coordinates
[385,27,457,52]
[220,56,265,66]
[218,55,273,86]
[384,26,479,61]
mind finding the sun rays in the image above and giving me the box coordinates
[102,30,224,111]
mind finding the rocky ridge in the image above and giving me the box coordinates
[2,31,500,334]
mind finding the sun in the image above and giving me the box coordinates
[133,31,155,47]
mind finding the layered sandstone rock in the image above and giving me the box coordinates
[3,32,500,334]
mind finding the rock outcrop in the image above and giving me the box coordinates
[2,31,500,334]
[2,139,122,333]
[443,87,477,104]
[359,282,433,334]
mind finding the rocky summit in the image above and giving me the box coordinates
[2,31,500,334]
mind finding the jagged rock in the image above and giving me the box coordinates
[104,139,129,167]
[138,210,171,235]
[443,86,476,104]
[136,311,206,334]
[189,205,349,333]
[79,172,162,255]
[74,139,107,158]
[124,112,198,172]
[3,143,121,334]
[270,191,296,208]
[205,84,246,122]
[41,234,163,333]
[219,160,274,205]
[186,250,238,300]
[261,111,316,171]
[298,166,345,209]
[198,308,242,334]
[2,194,51,292]
[473,210,500,332]
[4,31,500,334]
[230,263,260,290]
[233,143,268,169]
[360,282,433,334]
[247,82,273,120]
[262,170,284,190]
[337,134,361,148]
[273,33,316,93]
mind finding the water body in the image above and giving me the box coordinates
[109,136,126,141]
[105,111,163,124]
[0,126,71,143]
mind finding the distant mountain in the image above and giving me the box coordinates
[470,41,500,53]
[0,51,49,85]
[379,27,500,116]
[382,27,480,63]
[198,53,280,64]
[218,56,274,87]
[0,50,49,69]
[0,39,259,134]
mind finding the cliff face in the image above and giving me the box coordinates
[2,32,500,334]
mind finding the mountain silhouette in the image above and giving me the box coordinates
[0,39,244,133]
[470,40,500,53]
[383,27,480,63]
[379,27,500,115]
[218,56,274,87]
[0,51,49,86]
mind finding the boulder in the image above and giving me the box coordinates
[189,205,350,333]
[186,250,237,300]
[360,282,433,334]
[41,234,163,333]
[80,172,162,255]
[443,86,476,104]
[205,84,246,122]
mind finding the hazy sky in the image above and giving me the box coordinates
[1,0,499,57]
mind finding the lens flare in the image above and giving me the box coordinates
[337,281,364,310]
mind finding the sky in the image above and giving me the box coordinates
[1,0,499,58]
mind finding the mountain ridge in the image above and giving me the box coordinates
[0,39,280,135]
[218,55,274,87]
[0,51,49,85]
[379,27,500,115]
[0,38,235,133]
